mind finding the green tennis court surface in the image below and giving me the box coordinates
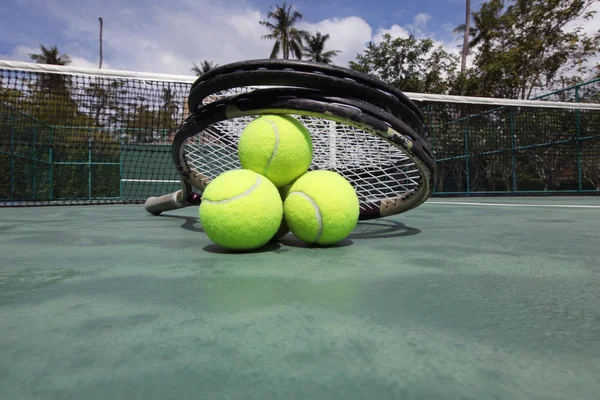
[1,197,599,400]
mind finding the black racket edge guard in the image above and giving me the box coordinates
[222,87,435,162]
[188,61,426,131]
[189,70,426,139]
[178,88,436,180]
[190,59,425,123]
[171,89,435,220]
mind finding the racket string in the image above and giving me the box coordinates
[183,114,422,210]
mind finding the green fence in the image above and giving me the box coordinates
[0,103,178,204]
[1,77,599,205]
[416,79,600,196]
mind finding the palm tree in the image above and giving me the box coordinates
[28,45,72,94]
[28,44,71,65]
[453,14,484,49]
[259,2,308,59]
[161,88,179,121]
[302,32,341,64]
[191,61,219,76]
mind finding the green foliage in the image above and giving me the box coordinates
[302,32,341,64]
[349,34,460,94]
[121,105,175,143]
[347,0,599,99]
[83,80,128,127]
[191,61,219,76]
[1,44,181,202]
[470,0,599,99]
[28,44,71,66]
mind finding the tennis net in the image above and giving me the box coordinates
[1,60,599,206]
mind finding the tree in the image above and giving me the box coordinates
[158,87,180,135]
[349,34,460,94]
[259,2,308,59]
[191,61,218,76]
[28,45,72,95]
[28,44,71,66]
[452,12,487,49]
[471,0,599,99]
[302,32,341,64]
[83,81,127,128]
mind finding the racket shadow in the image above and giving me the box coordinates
[348,219,421,240]
[151,214,203,233]
[150,214,419,250]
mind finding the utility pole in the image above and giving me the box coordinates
[98,17,103,69]
[461,0,470,74]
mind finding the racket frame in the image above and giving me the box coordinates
[146,85,435,220]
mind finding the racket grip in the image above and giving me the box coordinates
[145,190,187,215]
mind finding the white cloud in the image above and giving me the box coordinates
[0,45,39,61]
[409,13,432,34]
[564,0,600,37]
[2,1,471,76]
[69,55,106,69]
[373,24,411,43]
[297,17,373,66]
[0,44,114,70]
[369,14,472,69]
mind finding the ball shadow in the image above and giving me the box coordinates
[203,241,282,254]
[348,219,421,240]
[276,233,353,249]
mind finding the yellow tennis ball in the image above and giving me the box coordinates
[199,169,283,251]
[237,114,313,188]
[283,170,359,245]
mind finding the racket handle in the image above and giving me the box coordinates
[145,190,187,215]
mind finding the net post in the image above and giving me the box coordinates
[510,108,517,193]
[575,87,582,192]
[32,125,37,200]
[49,126,54,200]
[427,104,437,194]
[119,134,124,200]
[10,109,15,200]
[464,125,470,193]
[88,128,92,200]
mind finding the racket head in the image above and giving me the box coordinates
[188,59,427,129]
[171,86,435,220]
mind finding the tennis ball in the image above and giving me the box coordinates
[283,170,359,245]
[238,114,313,188]
[199,169,283,251]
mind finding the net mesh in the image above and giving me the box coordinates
[420,97,600,194]
[1,61,599,206]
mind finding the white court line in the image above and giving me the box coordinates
[427,201,600,209]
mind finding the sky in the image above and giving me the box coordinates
[0,0,597,78]
[0,0,488,76]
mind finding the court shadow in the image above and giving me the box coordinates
[348,219,421,240]
[277,234,353,249]
[203,241,282,254]
[153,214,203,233]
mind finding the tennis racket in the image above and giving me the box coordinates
[145,59,436,220]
